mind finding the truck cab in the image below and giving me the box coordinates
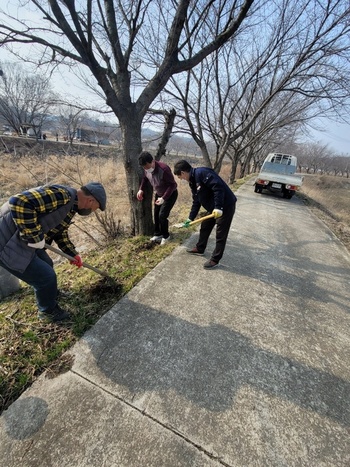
[261,153,297,172]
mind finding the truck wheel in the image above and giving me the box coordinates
[254,184,263,194]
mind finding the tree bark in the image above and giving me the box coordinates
[155,108,176,160]
[121,118,153,236]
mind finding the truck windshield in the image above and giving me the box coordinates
[270,154,292,165]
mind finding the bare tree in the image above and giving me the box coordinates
[0,0,256,235]
[334,155,350,178]
[0,62,56,138]
[298,142,331,174]
[54,105,87,145]
[160,0,350,174]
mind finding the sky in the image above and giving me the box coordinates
[309,122,350,155]
[1,5,349,156]
[1,49,349,155]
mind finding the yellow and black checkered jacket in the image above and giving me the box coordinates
[0,185,78,273]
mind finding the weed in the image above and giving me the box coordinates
[299,174,350,251]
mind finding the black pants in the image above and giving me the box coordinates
[196,203,236,263]
[154,190,178,238]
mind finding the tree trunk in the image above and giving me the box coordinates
[200,143,212,168]
[155,108,176,160]
[121,119,154,236]
[120,109,178,236]
[229,159,239,184]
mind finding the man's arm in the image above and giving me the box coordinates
[139,173,149,192]
[202,171,225,210]
[188,186,201,221]
[47,227,78,258]
[9,186,71,244]
[160,165,178,200]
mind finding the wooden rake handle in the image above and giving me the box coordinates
[173,213,216,228]
[44,243,110,278]
[189,213,216,226]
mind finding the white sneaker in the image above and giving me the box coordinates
[150,235,163,242]
[160,236,170,246]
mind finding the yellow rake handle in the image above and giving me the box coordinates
[189,213,216,225]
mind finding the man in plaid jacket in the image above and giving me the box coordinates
[0,182,106,322]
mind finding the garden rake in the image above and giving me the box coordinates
[45,243,111,279]
[172,213,216,228]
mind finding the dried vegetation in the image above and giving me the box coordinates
[0,137,349,415]
[299,174,350,252]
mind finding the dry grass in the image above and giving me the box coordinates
[0,140,349,415]
[0,142,203,414]
[298,174,350,252]
[0,151,128,222]
[0,144,195,248]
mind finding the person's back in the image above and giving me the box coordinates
[173,159,237,269]
[189,166,236,217]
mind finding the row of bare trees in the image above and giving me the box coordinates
[1,1,349,235]
[0,62,116,143]
[159,0,350,180]
[297,143,350,178]
[0,62,55,138]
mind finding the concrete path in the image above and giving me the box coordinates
[1,180,350,467]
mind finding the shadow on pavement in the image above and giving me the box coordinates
[86,300,350,426]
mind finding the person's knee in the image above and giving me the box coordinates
[159,211,169,222]
[35,268,57,288]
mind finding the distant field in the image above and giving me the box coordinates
[299,174,350,252]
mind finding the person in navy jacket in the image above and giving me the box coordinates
[173,160,237,269]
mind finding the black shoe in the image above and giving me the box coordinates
[186,247,204,255]
[203,260,218,269]
[38,305,71,322]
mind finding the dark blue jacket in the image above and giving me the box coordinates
[188,167,237,220]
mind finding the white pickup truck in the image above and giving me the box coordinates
[254,153,303,199]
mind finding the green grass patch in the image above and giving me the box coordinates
[0,229,193,415]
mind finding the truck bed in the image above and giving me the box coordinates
[257,172,304,186]
[254,171,303,199]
